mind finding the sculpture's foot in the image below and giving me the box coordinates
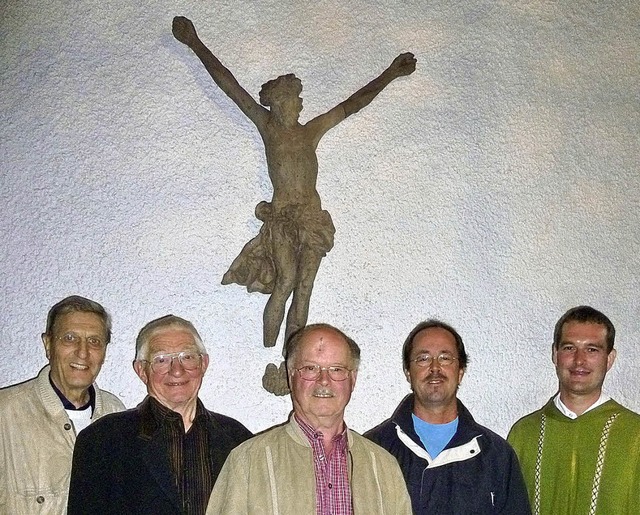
[262,362,289,396]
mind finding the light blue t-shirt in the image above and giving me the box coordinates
[412,413,459,458]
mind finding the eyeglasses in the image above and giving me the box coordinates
[56,333,105,349]
[141,351,203,374]
[294,365,352,381]
[409,354,459,367]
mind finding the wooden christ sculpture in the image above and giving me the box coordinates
[173,16,416,352]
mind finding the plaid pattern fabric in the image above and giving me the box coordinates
[296,414,353,515]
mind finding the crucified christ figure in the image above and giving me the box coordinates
[173,16,416,349]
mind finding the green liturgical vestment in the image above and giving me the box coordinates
[508,399,640,515]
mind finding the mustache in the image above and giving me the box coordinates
[425,373,446,381]
[312,387,335,397]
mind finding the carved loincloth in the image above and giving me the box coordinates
[222,202,335,294]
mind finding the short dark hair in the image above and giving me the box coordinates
[284,323,361,371]
[45,295,111,343]
[402,319,468,370]
[553,306,615,353]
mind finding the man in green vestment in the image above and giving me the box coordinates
[508,306,640,515]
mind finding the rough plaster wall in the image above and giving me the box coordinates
[1,0,638,436]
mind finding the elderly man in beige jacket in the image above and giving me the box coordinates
[0,295,124,514]
[207,323,412,515]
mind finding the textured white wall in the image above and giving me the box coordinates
[2,0,638,436]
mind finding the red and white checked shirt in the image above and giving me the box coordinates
[295,414,353,515]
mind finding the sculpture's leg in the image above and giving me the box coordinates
[285,250,323,343]
[263,240,297,347]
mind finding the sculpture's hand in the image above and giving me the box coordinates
[389,52,417,77]
[172,16,199,47]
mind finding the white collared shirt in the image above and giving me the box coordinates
[553,392,611,419]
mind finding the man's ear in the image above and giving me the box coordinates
[201,354,210,374]
[133,360,149,385]
[42,333,51,360]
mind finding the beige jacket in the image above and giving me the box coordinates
[207,416,412,515]
[0,365,125,515]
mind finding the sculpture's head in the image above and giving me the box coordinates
[260,74,303,123]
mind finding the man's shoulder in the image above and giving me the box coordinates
[0,374,38,403]
[204,409,252,441]
[507,402,554,445]
[363,417,396,444]
[79,405,141,439]
[351,429,399,458]
[222,421,289,459]
[602,400,640,433]
[95,386,126,412]
[462,418,521,461]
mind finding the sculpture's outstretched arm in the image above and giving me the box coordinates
[172,16,268,127]
[307,52,416,139]
[341,52,416,116]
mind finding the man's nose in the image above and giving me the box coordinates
[76,340,89,358]
[168,357,186,375]
[429,358,442,371]
[317,368,331,384]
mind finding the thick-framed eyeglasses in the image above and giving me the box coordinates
[56,333,106,349]
[294,365,352,381]
[141,351,203,374]
[409,354,459,367]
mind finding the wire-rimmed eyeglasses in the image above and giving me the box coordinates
[56,333,106,349]
[140,351,203,374]
[294,365,352,381]
[409,354,459,367]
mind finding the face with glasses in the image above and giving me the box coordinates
[134,327,209,413]
[42,311,108,406]
[405,327,464,422]
[289,327,357,429]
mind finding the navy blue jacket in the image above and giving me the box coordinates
[365,394,531,515]
[68,396,252,515]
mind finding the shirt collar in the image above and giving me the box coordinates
[553,391,611,419]
[49,372,95,411]
[294,413,348,446]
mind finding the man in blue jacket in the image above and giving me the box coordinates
[365,320,530,514]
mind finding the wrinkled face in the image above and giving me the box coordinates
[405,327,464,415]
[553,321,615,402]
[43,311,108,403]
[289,328,357,427]
[134,327,209,413]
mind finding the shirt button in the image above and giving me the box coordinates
[36,496,45,504]
[64,423,72,430]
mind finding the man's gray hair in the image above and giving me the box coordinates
[45,295,112,343]
[135,314,206,361]
[284,323,361,371]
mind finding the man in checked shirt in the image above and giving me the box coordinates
[207,323,412,514]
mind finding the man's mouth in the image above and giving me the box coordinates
[313,388,334,398]
[70,363,89,371]
[570,369,590,376]
[167,380,189,387]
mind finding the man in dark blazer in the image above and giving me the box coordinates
[68,315,252,515]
